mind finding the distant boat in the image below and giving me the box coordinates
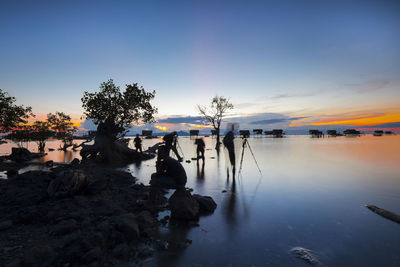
[385,131,394,135]
[373,130,384,136]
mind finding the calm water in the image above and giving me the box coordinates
[1,135,400,266]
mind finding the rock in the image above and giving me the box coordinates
[6,168,18,177]
[47,170,87,197]
[85,175,110,195]
[48,148,55,151]
[114,214,140,242]
[83,247,102,264]
[168,189,199,220]
[7,259,22,267]
[186,160,191,163]
[290,247,322,265]
[8,147,44,162]
[0,220,13,231]
[53,219,79,236]
[45,160,54,167]
[138,247,154,259]
[87,232,106,249]
[366,205,400,224]
[112,244,131,260]
[24,245,56,267]
[70,158,80,166]
[221,190,227,193]
[159,215,169,225]
[9,147,32,162]
[155,239,169,250]
[193,194,217,213]
[137,210,157,230]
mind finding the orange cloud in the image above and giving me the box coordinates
[154,125,168,131]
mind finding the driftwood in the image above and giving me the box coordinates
[366,205,400,224]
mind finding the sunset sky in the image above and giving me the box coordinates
[1,0,399,133]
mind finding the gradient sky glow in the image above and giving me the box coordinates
[1,0,400,132]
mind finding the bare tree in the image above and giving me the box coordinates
[197,95,233,150]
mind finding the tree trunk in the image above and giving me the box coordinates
[80,120,154,164]
[215,128,220,151]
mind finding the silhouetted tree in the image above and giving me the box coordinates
[0,89,33,133]
[80,79,157,163]
[47,112,76,150]
[6,125,31,148]
[31,121,53,152]
[197,95,233,150]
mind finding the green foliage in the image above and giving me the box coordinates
[31,121,54,151]
[0,89,33,132]
[6,126,31,147]
[47,112,76,148]
[81,79,157,137]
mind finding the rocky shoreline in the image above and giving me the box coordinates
[0,156,216,267]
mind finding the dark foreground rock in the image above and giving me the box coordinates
[168,189,200,220]
[0,165,167,266]
[366,205,400,224]
[7,147,45,163]
[192,194,217,213]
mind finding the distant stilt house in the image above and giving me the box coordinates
[211,129,217,137]
[239,130,250,138]
[385,131,394,135]
[309,129,324,137]
[327,130,342,137]
[343,129,361,136]
[253,129,263,136]
[142,130,153,138]
[373,130,383,136]
[189,130,199,138]
[264,129,284,137]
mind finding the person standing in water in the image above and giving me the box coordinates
[223,130,235,176]
[195,137,205,161]
[134,134,143,153]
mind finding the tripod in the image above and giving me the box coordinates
[238,137,262,174]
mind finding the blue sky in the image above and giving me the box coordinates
[1,0,399,132]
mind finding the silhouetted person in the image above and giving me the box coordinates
[195,138,205,161]
[148,145,187,205]
[163,131,182,161]
[134,134,142,153]
[223,130,236,175]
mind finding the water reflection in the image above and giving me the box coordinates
[1,136,400,266]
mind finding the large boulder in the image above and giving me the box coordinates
[8,147,32,162]
[193,194,217,213]
[7,147,44,162]
[168,189,199,220]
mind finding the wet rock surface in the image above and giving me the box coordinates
[290,246,323,266]
[168,189,200,220]
[0,164,166,266]
[192,194,217,214]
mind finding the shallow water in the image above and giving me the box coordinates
[1,135,399,266]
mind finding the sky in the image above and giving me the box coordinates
[1,0,400,133]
